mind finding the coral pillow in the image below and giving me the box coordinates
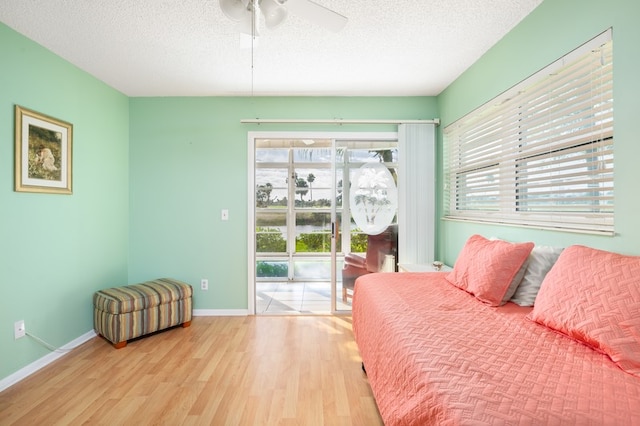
[528,245,640,377]
[446,234,534,306]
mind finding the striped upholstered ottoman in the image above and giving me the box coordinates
[93,278,193,348]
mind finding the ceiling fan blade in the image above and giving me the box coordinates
[283,0,347,32]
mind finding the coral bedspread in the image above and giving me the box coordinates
[352,272,640,425]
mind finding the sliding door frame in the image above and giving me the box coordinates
[247,131,398,315]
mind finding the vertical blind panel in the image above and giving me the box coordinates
[444,29,613,233]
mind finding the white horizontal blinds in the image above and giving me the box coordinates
[448,110,520,212]
[515,39,613,227]
[444,29,613,234]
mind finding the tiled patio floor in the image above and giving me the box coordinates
[256,281,352,314]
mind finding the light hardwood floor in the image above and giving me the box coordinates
[0,316,383,425]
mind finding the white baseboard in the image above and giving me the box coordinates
[0,330,97,393]
[193,309,249,316]
[0,310,249,392]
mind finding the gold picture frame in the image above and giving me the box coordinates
[15,105,73,194]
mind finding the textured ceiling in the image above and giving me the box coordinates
[0,0,542,97]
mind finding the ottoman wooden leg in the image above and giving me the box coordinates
[182,321,192,328]
[113,341,127,349]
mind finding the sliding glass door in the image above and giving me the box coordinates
[255,138,337,313]
[333,140,398,308]
[252,133,398,314]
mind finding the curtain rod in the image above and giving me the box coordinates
[240,118,440,125]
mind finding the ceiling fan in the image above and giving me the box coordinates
[219,0,348,36]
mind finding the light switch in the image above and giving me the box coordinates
[221,209,229,221]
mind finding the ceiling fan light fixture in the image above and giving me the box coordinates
[238,1,260,36]
[219,0,249,21]
[220,0,347,37]
[261,0,288,29]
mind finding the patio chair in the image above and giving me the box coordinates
[341,225,398,303]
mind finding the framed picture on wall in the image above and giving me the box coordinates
[14,105,73,194]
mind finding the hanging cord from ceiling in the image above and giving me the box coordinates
[251,0,257,97]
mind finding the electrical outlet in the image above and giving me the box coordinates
[201,279,209,291]
[14,320,25,339]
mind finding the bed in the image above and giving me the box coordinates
[352,237,640,425]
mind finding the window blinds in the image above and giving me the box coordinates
[444,29,613,234]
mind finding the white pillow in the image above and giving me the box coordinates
[510,245,564,306]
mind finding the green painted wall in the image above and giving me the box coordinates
[0,24,129,381]
[436,0,640,264]
[4,0,638,387]
[128,97,437,310]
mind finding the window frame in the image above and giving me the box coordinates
[443,29,614,235]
